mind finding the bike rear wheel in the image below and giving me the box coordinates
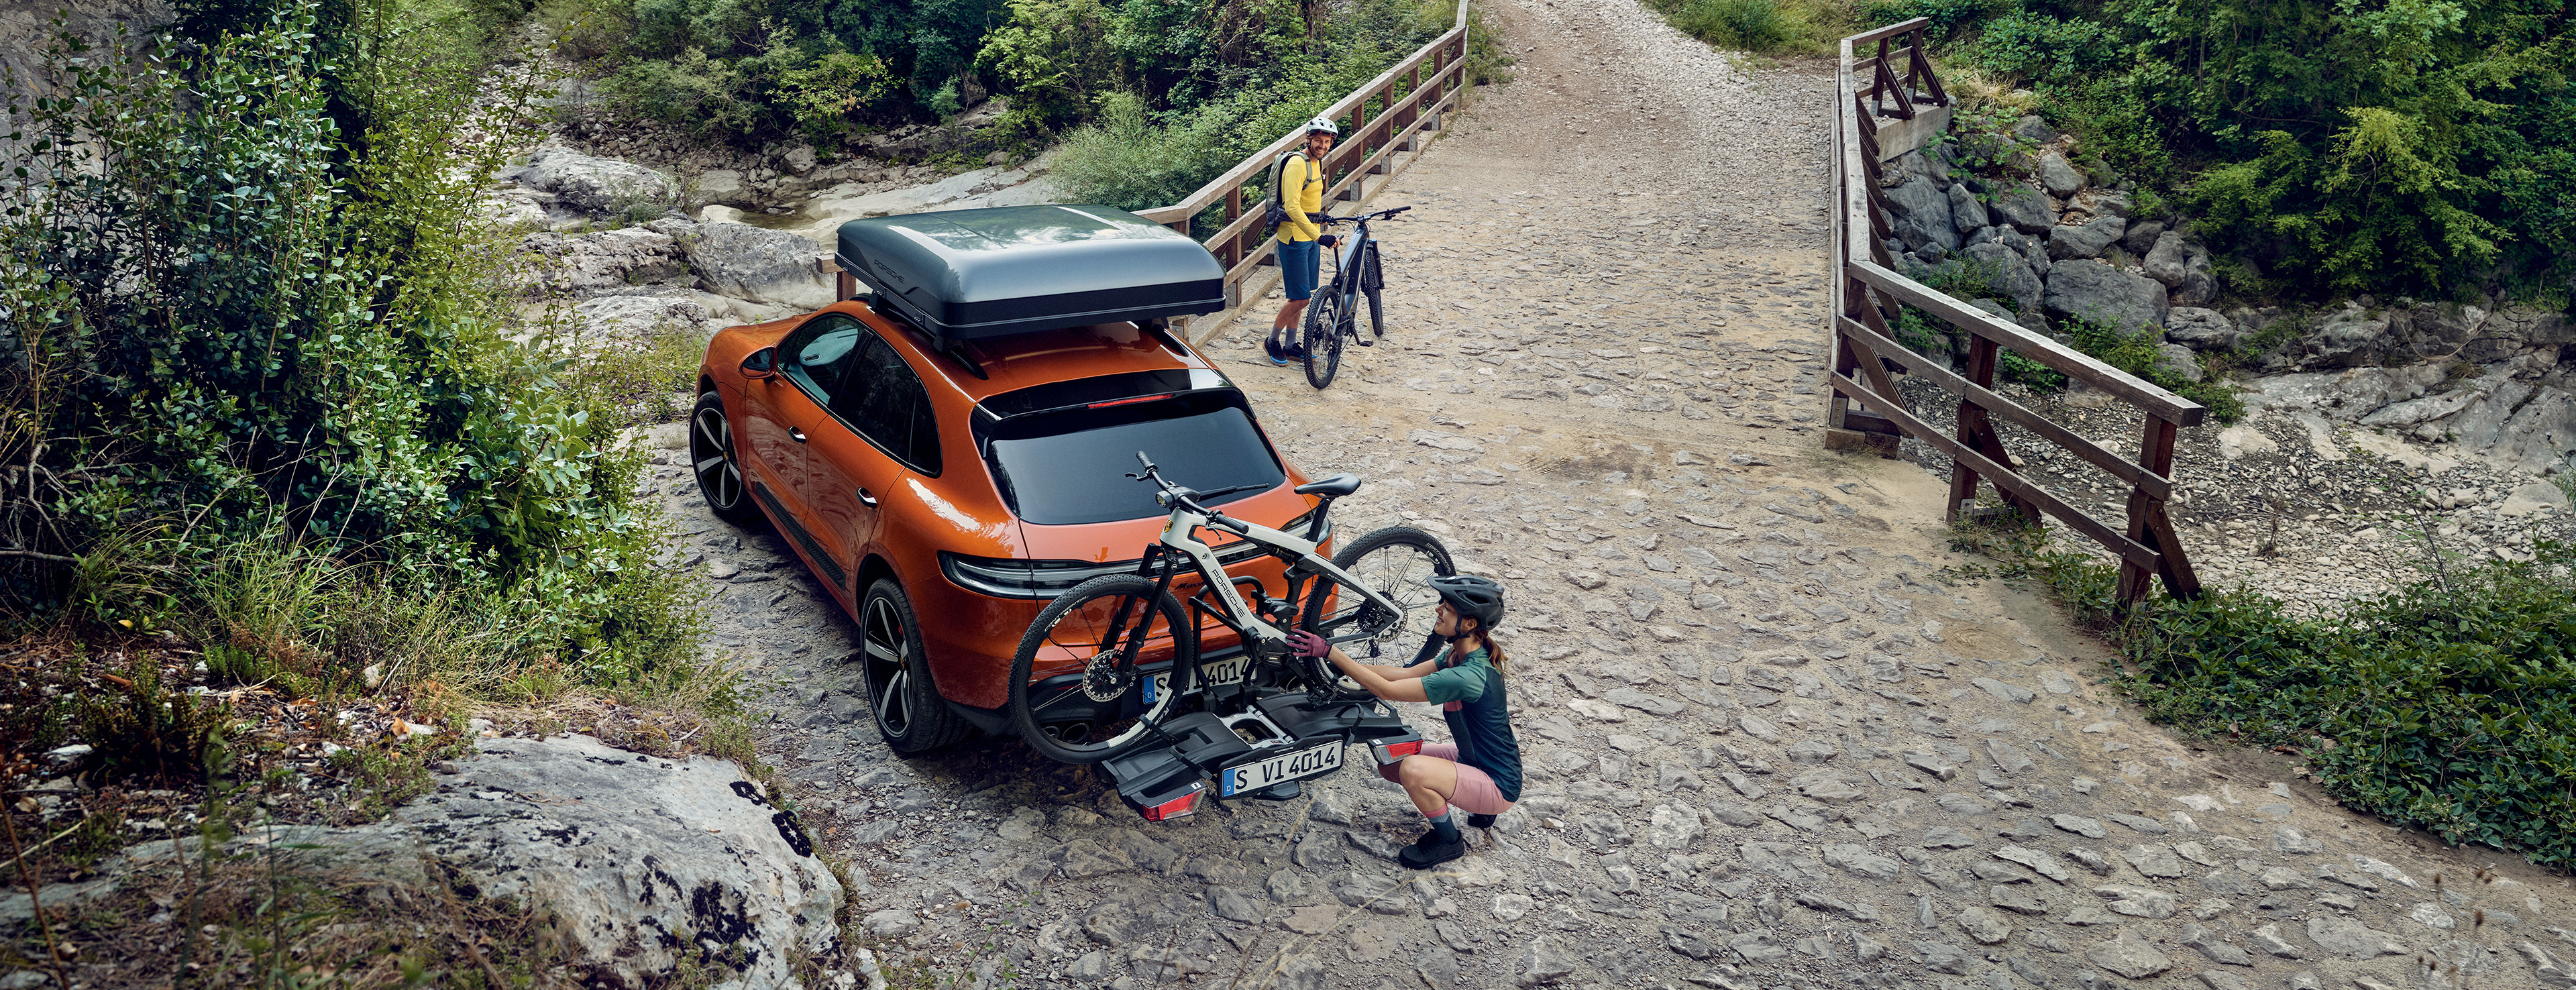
[1007,573,1198,764]
[1301,286,1346,389]
[1298,526,1455,688]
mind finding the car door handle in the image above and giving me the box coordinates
[857,488,879,507]
[789,427,808,443]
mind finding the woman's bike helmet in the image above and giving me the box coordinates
[1428,575,1505,632]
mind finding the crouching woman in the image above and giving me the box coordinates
[1291,575,1522,869]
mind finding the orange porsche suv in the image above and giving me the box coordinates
[689,205,1324,753]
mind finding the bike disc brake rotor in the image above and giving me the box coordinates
[1079,651,1134,702]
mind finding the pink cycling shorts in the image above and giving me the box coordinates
[1375,742,1515,816]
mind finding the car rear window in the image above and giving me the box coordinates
[985,391,1285,525]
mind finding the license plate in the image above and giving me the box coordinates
[1143,656,1250,703]
[1218,741,1344,797]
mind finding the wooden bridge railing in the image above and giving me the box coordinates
[1132,1,1472,310]
[1828,17,2203,607]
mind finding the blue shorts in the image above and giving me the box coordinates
[1278,239,1320,301]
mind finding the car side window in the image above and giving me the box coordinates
[784,316,865,402]
[833,330,943,475]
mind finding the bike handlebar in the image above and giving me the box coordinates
[1314,205,1411,225]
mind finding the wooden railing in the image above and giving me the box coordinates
[1828,18,2204,607]
[1134,1,1472,309]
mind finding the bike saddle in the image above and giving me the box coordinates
[1293,474,1361,498]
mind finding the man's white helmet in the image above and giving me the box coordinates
[1305,115,1340,137]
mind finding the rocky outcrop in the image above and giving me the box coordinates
[676,221,836,309]
[1881,177,1960,258]
[517,146,680,216]
[517,225,692,297]
[5,735,841,989]
[0,1,170,101]
[2044,259,2167,331]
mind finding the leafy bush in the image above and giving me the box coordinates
[2065,319,2247,425]
[1,3,699,689]
[1861,0,2015,42]
[1649,0,1845,55]
[1953,522,2576,868]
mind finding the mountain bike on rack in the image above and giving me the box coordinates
[1300,205,1410,390]
[1004,452,1454,817]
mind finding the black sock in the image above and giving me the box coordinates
[1427,811,1459,843]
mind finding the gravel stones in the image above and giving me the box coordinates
[1824,843,1904,879]
[2085,927,2176,979]
[1997,844,2075,883]
[2096,885,2180,920]
[2122,844,2191,878]
[2306,916,2410,960]
[2053,814,2109,838]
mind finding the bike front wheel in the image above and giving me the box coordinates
[1298,526,1456,688]
[1362,244,1385,338]
[1007,573,1198,765]
[1301,287,1346,389]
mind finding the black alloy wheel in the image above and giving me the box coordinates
[690,392,761,524]
[857,578,969,754]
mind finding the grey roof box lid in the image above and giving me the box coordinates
[836,205,1226,348]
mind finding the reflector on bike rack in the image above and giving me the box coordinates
[1099,743,1206,820]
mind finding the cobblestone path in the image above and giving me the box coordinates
[632,0,2576,986]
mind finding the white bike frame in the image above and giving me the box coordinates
[1154,502,1403,653]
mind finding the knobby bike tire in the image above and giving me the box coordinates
[1362,244,1385,338]
[1006,573,1198,765]
[1302,286,1346,389]
[1296,526,1456,690]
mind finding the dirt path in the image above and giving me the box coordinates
[631,1,2574,986]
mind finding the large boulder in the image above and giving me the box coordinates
[1946,183,1990,232]
[2153,341,2203,382]
[25,735,841,989]
[1988,182,2056,233]
[1962,241,2044,315]
[1998,228,2049,274]
[2170,256,2218,307]
[2392,300,2489,360]
[2163,307,2238,350]
[2141,231,2192,285]
[2036,151,2085,197]
[521,147,680,216]
[1882,177,1961,257]
[677,221,835,309]
[2045,259,2169,331]
[516,227,690,298]
[2047,216,2127,260]
[2300,302,2392,368]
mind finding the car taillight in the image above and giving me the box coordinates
[1141,789,1201,821]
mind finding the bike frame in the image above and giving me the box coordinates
[1142,501,1403,657]
[1322,221,1373,326]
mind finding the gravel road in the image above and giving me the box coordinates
[631,1,2576,987]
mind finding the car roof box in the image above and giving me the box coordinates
[837,205,1226,349]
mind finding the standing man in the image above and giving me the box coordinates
[1265,116,1340,366]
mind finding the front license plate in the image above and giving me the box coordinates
[1218,741,1344,797]
[1143,656,1251,704]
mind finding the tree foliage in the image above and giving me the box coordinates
[0,0,696,680]
[1935,0,2575,302]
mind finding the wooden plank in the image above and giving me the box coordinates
[1835,316,2171,499]
[1847,258,2206,427]
[1137,29,1464,225]
[1827,372,2164,569]
[1844,16,1932,46]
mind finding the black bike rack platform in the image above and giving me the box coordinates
[1104,692,1422,820]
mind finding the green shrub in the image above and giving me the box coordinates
[1953,522,2576,869]
[1648,0,1844,54]
[1,1,699,689]
[2061,318,2247,425]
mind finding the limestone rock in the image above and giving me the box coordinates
[2306,916,2409,960]
[1963,241,2044,315]
[517,227,690,298]
[2298,303,2392,369]
[1948,183,1990,232]
[2048,216,2128,260]
[2143,231,2193,286]
[2037,152,2086,197]
[2165,307,2239,350]
[1990,182,2057,233]
[2500,480,2571,517]
[2120,220,2165,254]
[522,147,679,216]
[2045,260,2169,331]
[679,221,835,308]
[1519,937,1580,986]
[2084,926,2176,979]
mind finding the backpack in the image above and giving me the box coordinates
[1264,151,1305,230]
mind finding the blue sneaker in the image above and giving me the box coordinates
[1265,337,1289,366]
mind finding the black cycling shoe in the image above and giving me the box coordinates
[1398,830,1466,869]
[1466,813,1497,829]
[1263,337,1289,366]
